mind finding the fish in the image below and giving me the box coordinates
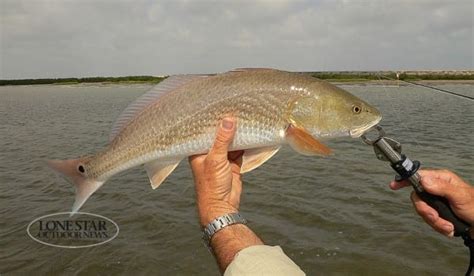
[48,68,382,213]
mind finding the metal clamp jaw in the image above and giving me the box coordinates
[361,125,423,193]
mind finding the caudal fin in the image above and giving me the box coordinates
[47,158,104,214]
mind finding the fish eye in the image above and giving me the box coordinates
[78,165,85,173]
[352,105,362,114]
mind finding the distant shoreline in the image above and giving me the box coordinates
[329,79,474,85]
[0,76,166,86]
[1,70,473,86]
[2,80,473,88]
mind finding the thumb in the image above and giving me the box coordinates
[208,118,236,160]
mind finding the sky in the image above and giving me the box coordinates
[1,0,472,79]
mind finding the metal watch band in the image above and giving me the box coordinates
[202,213,247,247]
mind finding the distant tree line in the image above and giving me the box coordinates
[0,76,166,86]
[310,71,474,81]
[1,72,473,86]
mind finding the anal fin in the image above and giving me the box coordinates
[145,159,181,189]
[241,146,280,174]
[286,125,332,156]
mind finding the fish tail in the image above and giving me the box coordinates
[47,158,104,215]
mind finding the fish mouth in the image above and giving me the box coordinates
[349,116,382,138]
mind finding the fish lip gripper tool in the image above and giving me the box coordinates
[361,125,473,276]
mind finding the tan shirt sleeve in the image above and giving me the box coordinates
[224,245,305,276]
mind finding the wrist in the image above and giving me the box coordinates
[198,200,238,227]
[210,223,258,248]
[202,213,247,248]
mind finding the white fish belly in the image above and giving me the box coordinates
[99,124,286,181]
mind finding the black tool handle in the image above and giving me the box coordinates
[390,155,471,237]
[417,191,471,237]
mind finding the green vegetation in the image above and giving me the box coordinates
[310,71,474,81]
[396,73,474,81]
[311,72,397,81]
[0,76,166,86]
[1,71,472,86]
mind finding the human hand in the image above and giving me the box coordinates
[189,118,244,227]
[390,169,474,237]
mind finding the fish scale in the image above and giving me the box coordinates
[90,88,295,178]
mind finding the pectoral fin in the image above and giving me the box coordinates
[286,125,332,156]
[144,159,181,189]
[241,146,281,173]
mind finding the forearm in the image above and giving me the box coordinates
[209,223,264,272]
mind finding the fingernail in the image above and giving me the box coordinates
[389,182,399,190]
[442,224,453,233]
[222,119,233,130]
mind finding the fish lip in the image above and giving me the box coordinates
[349,116,382,138]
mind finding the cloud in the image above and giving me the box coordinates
[1,0,472,78]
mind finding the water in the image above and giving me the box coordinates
[0,83,472,275]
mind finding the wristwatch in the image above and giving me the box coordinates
[202,213,247,248]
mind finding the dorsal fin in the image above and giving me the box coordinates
[229,68,277,73]
[109,74,209,141]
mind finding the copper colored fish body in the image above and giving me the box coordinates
[48,69,382,213]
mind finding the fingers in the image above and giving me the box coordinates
[208,118,237,161]
[418,170,469,204]
[388,169,464,194]
[389,179,410,190]
[228,150,244,162]
[390,169,472,237]
[418,169,459,185]
[228,150,244,170]
[411,192,454,237]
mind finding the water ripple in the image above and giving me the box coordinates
[0,84,472,275]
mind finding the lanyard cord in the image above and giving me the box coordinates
[400,79,474,101]
[378,76,474,101]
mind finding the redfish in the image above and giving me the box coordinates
[48,68,381,213]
